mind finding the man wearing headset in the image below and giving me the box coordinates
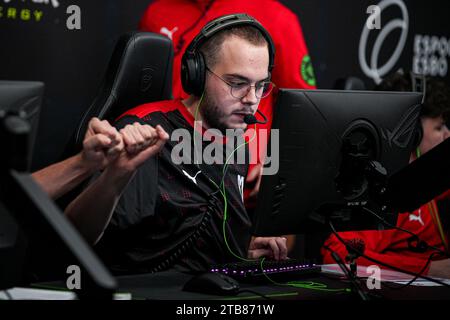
[322,73,450,278]
[66,14,288,274]
[139,0,316,211]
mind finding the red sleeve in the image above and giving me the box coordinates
[267,8,316,90]
[436,189,450,201]
[322,233,432,275]
[138,1,168,32]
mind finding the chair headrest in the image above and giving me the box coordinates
[75,32,173,147]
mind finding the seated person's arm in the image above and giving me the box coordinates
[322,232,442,276]
[428,259,450,278]
[64,122,169,244]
[32,118,122,199]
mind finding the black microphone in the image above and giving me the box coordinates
[243,109,268,125]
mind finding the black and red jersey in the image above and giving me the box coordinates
[96,100,252,274]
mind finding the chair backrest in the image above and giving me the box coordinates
[74,32,173,149]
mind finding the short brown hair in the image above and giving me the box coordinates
[199,25,269,68]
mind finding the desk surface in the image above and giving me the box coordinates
[112,270,450,300]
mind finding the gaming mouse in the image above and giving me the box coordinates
[183,272,240,296]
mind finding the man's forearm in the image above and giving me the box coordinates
[64,167,135,245]
[32,153,95,200]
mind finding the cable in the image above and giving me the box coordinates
[322,244,371,300]
[329,220,450,287]
[382,252,439,290]
[193,88,319,289]
[212,122,348,294]
[207,134,256,263]
[192,88,257,262]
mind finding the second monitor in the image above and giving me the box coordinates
[253,89,423,236]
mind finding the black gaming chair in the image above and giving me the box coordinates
[71,31,173,153]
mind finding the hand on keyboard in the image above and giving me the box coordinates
[247,236,288,260]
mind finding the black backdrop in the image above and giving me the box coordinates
[1,0,449,169]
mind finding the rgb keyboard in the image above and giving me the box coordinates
[210,259,321,283]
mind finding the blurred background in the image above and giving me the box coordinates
[0,0,449,169]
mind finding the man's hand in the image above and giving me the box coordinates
[82,117,124,172]
[428,259,450,279]
[111,122,169,174]
[247,236,288,260]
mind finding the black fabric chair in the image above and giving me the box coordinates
[72,31,173,152]
[56,32,173,210]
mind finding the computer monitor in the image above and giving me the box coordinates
[252,89,423,236]
[0,81,43,290]
[0,81,43,171]
[0,81,117,298]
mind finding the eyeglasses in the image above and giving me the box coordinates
[206,67,274,99]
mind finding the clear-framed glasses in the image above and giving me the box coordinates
[206,66,274,99]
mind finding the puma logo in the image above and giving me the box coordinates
[160,26,179,40]
[237,175,245,202]
[409,210,424,226]
[182,169,202,185]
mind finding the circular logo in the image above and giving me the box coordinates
[301,55,316,87]
[359,0,409,84]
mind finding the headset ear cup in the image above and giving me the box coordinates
[181,54,191,94]
[181,52,206,97]
[181,54,197,94]
[194,52,206,97]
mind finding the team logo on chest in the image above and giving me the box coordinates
[237,175,245,202]
[182,169,202,185]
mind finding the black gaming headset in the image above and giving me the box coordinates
[181,13,275,97]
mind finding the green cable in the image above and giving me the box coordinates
[194,91,205,123]
[219,125,257,262]
[220,128,256,190]
[193,95,344,293]
[206,127,256,263]
[192,90,255,261]
[193,92,206,162]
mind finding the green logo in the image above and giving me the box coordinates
[301,55,316,87]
